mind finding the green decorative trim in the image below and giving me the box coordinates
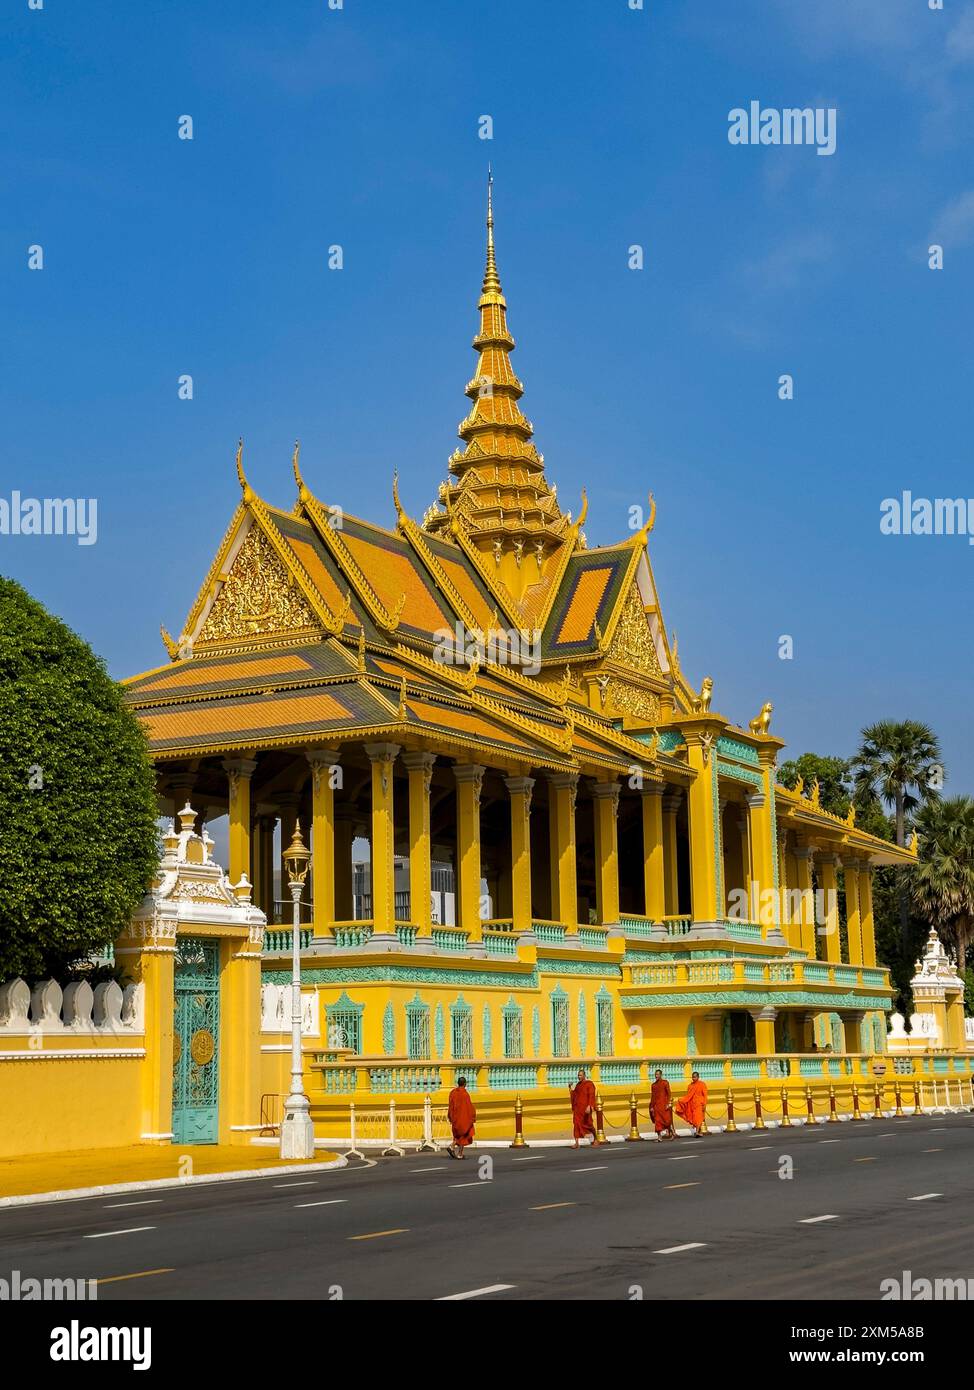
[712,754,723,914]
[578,990,588,1053]
[434,1001,444,1059]
[482,1004,492,1055]
[537,959,621,978]
[531,1005,541,1057]
[263,965,539,987]
[622,990,892,1009]
[656,731,684,752]
[716,736,760,765]
[716,759,763,787]
[382,1001,395,1055]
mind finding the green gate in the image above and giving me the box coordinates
[172,938,220,1144]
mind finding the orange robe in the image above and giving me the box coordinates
[676,1079,708,1130]
[448,1087,476,1148]
[650,1077,673,1134]
[570,1078,597,1139]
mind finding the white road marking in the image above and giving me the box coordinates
[667,1154,701,1161]
[799,1215,839,1224]
[747,1146,771,1151]
[818,1140,841,1144]
[293,1199,347,1209]
[512,1156,545,1162]
[103,1200,163,1209]
[84,1227,156,1239]
[571,1165,608,1173]
[654,1242,707,1254]
[449,1182,488,1189]
[436,1283,515,1301]
[410,1166,449,1172]
[273,1181,316,1188]
[907,1193,942,1202]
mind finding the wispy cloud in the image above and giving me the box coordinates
[931,190,974,247]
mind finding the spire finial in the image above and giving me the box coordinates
[482,165,502,300]
[292,438,309,503]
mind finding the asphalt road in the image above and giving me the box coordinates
[2,1113,973,1301]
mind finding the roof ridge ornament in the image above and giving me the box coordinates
[235,438,254,503]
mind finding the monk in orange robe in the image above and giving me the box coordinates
[650,1068,675,1141]
[570,1068,598,1147]
[447,1077,476,1159]
[675,1072,708,1136]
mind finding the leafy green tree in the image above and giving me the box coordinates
[911,796,974,976]
[778,752,853,817]
[0,577,159,981]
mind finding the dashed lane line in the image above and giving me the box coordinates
[96,1269,174,1286]
[654,1242,707,1254]
[436,1284,515,1300]
[273,1181,316,1188]
[571,1166,608,1173]
[799,1215,840,1224]
[84,1227,156,1239]
[103,1200,163,1209]
[347,1228,409,1240]
[294,1200,347,1209]
[907,1193,942,1202]
[530,1202,576,1211]
[664,1182,700,1190]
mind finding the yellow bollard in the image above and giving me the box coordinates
[852,1083,864,1120]
[805,1084,815,1125]
[780,1086,792,1126]
[913,1081,924,1116]
[893,1081,905,1117]
[725,1090,738,1133]
[625,1091,643,1142]
[510,1093,527,1148]
[753,1088,766,1130]
[873,1081,883,1120]
[594,1091,608,1145]
[828,1084,839,1122]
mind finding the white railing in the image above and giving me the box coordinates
[0,977,143,1035]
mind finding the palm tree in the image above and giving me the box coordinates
[851,720,942,845]
[911,797,974,974]
[852,720,943,952]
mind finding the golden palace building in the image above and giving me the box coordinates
[117,183,928,1143]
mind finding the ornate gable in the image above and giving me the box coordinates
[197,524,321,650]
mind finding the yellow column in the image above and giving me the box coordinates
[365,742,400,936]
[662,789,681,916]
[817,853,841,963]
[115,913,177,1143]
[504,775,534,932]
[223,757,257,886]
[307,750,339,937]
[746,795,776,935]
[403,751,436,936]
[793,845,816,958]
[751,1006,777,1058]
[681,721,722,927]
[334,807,355,922]
[777,826,795,946]
[592,779,621,926]
[548,772,579,930]
[843,1011,865,1054]
[225,884,263,1143]
[859,864,876,967]
[641,780,666,921]
[844,858,862,965]
[454,764,485,942]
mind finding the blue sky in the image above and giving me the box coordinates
[2,0,972,789]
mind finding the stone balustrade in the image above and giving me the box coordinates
[0,977,143,1034]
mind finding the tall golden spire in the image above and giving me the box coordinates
[424,171,570,599]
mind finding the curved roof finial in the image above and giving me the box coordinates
[392,469,404,523]
[235,438,254,502]
[292,439,310,504]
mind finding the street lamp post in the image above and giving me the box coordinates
[279,820,315,1159]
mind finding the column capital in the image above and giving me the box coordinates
[746,790,766,809]
[662,789,683,815]
[749,1005,777,1022]
[547,771,580,791]
[592,780,621,814]
[401,750,437,774]
[364,742,401,765]
[453,762,486,785]
[305,746,341,767]
[640,777,668,798]
[223,756,258,781]
[504,775,535,797]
